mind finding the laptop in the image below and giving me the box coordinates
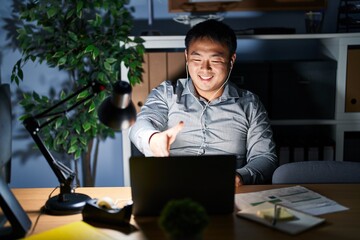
[129,155,236,216]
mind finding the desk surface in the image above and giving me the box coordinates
[13,184,360,240]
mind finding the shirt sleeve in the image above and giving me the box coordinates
[236,96,278,184]
[128,81,171,156]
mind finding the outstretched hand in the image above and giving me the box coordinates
[149,121,184,156]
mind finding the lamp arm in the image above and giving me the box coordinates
[23,81,105,195]
[24,116,75,194]
[34,81,103,119]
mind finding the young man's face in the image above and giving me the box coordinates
[185,37,236,101]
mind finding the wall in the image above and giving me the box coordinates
[0,0,343,188]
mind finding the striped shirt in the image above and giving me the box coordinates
[129,78,278,184]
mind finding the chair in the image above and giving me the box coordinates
[272,161,360,184]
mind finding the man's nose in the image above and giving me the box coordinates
[201,61,211,70]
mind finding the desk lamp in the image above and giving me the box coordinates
[24,81,136,215]
[98,80,136,131]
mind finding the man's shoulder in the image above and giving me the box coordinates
[228,81,258,99]
[150,79,185,102]
[163,78,187,95]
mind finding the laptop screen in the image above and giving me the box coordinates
[129,155,236,216]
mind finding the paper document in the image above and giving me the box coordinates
[237,202,325,235]
[24,221,115,240]
[235,185,348,216]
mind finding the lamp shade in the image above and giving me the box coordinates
[98,81,136,131]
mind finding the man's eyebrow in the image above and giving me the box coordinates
[190,51,201,56]
[189,51,226,57]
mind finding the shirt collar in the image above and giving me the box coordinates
[178,78,240,103]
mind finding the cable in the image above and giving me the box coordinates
[28,207,45,236]
[28,186,58,236]
[185,62,233,155]
[48,186,59,199]
[186,62,233,106]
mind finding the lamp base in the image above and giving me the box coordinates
[44,193,91,215]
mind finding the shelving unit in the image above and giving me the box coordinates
[168,0,327,12]
[120,33,360,186]
[337,0,360,32]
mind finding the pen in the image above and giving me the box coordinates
[272,204,280,226]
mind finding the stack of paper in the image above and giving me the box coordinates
[237,202,325,234]
[235,185,349,235]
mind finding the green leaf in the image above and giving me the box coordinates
[63,130,69,140]
[82,122,91,132]
[98,72,106,81]
[66,8,75,19]
[74,149,82,159]
[92,47,100,60]
[43,26,54,33]
[105,58,117,64]
[68,31,78,42]
[68,145,77,154]
[55,134,65,146]
[94,13,102,26]
[52,51,65,58]
[79,136,87,145]
[33,92,41,102]
[74,123,81,134]
[88,101,95,113]
[77,90,88,100]
[104,61,111,71]
[60,90,66,100]
[76,1,84,13]
[47,7,58,18]
[84,45,95,53]
[55,118,63,129]
[77,10,83,18]
[70,137,78,146]
[58,56,67,65]
[18,68,24,81]
[19,115,30,121]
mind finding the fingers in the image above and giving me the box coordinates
[235,175,242,187]
[150,133,171,157]
[167,121,184,145]
[149,121,184,157]
[174,121,184,133]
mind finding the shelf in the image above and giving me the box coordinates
[140,33,360,49]
[168,0,327,13]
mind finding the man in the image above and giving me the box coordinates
[129,20,278,186]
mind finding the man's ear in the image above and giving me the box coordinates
[231,53,236,64]
[184,49,188,63]
[229,54,236,69]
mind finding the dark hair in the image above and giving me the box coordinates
[185,19,237,55]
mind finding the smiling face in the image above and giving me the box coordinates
[185,37,236,101]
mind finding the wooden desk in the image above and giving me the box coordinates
[13,184,360,240]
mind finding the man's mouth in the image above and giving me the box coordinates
[199,75,213,81]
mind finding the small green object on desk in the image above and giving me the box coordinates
[158,198,209,240]
[257,207,295,222]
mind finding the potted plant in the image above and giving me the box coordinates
[6,0,144,186]
[159,198,209,240]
